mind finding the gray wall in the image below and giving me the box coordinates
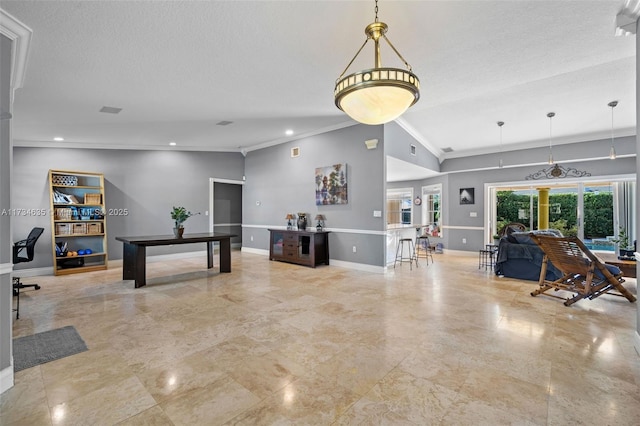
[443,136,636,173]
[242,124,388,267]
[12,148,244,267]
[429,154,637,252]
[0,34,12,375]
[384,121,440,171]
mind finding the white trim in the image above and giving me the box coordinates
[0,365,14,395]
[213,222,242,227]
[241,247,386,273]
[243,121,356,153]
[394,117,443,162]
[241,224,387,236]
[329,259,385,273]
[241,247,269,256]
[442,225,484,231]
[11,266,52,278]
[0,9,32,90]
[634,331,640,357]
[0,263,13,275]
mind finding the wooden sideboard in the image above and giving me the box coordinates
[268,229,330,268]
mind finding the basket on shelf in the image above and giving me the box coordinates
[87,223,103,234]
[84,193,102,204]
[55,223,72,235]
[71,223,87,235]
[54,208,73,220]
[52,174,78,186]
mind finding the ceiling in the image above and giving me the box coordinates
[2,1,637,174]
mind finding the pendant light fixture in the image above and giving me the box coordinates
[497,121,504,168]
[547,112,555,164]
[608,100,618,160]
[334,0,420,125]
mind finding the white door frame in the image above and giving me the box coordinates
[209,178,244,232]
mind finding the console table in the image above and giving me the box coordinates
[268,229,330,267]
[115,232,235,288]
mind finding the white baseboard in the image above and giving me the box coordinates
[329,259,385,273]
[241,247,269,256]
[241,247,385,273]
[0,364,14,395]
[634,331,640,357]
[11,266,52,278]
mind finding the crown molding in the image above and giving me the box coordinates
[0,8,33,90]
[616,0,640,35]
[394,117,444,163]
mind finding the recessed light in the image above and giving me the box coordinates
[53,137,64,141]
[99,106,122,114]
[169,142,177,146]
[285,129,294,136]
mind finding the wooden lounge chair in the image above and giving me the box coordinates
[528,234,637,306]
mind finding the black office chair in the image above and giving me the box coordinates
[12,227,44,319]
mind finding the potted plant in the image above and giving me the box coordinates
[171,206,197,238]
[611,226,634,258]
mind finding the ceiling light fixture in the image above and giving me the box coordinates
[285,129,294,136]
[608,100,618,160]
[169,142,176,146]
[497,121,504,168]
[53,136,64,141]
[547,112,555,165]
[334,0,420,125]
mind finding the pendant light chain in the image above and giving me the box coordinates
[375,0,379,22]
[497,121,504,168]
[547,112,555,164]
[608,100,618,160]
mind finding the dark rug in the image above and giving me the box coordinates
[13,325,88,372]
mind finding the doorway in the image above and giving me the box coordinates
[210,179,243,248]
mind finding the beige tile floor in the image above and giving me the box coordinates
[1,251,639,425]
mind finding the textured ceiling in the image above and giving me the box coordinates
[2,0,637,169]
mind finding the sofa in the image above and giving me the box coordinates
[495,230,564,281]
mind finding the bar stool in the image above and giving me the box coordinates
[394,238,417,269]
[415,233,434,265]
[478,244,498,270]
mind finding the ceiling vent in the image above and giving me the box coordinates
[442,147,454,153]
[99,106,122,114]
[216,120,233,126]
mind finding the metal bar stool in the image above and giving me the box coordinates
[415,234,434,265]
[394,238,417,269]
[478,244,498,270]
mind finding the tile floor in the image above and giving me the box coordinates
[1,251,639,425]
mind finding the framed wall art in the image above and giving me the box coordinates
[315,163,347,205]
[459,188,475,205]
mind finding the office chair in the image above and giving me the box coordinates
[12,227,44,319]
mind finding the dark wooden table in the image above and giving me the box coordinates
[115,232,235,287]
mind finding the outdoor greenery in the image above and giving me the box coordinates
[496,191,614,238]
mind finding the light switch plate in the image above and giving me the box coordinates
[373,210,382,217]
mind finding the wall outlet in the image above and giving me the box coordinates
[205,210,209,216]
[250,235,254,241]
[353,246,357,253]
[373,210,382,217]
[462,238,467,244]
[470,212,477,217]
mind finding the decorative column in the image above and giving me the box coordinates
[537,187,550,230]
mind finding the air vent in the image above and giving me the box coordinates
[216,120,233,126]
[291,147,300,158]
[99,106,122,114]
[442,147,454,153]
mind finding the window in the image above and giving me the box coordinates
[387,188,413,226]
[422,184,442,237]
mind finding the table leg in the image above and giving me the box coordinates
[133,245,147,287]
[207,241,214,269]
[219,238,231,273]
[122,243,136,280]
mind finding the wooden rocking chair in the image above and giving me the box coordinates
[528,234,636,306]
